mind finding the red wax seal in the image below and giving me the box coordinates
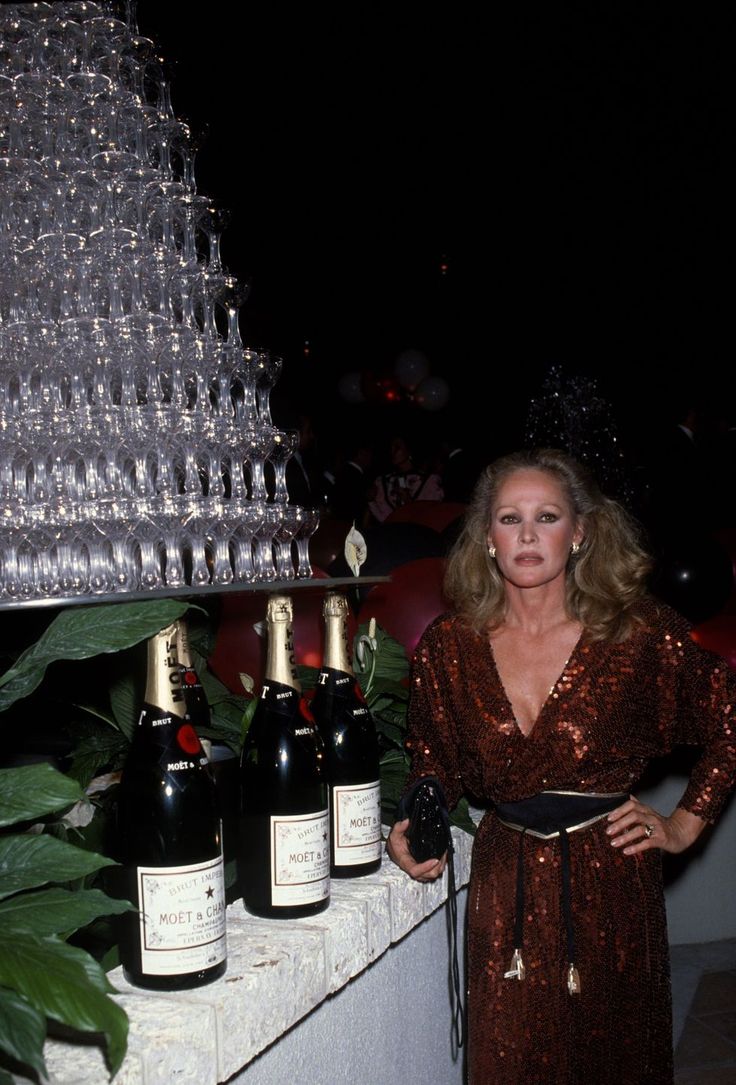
[176,723,201,755]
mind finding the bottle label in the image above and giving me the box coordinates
[270,810,330,906]
[332,781,382,865]
[136,855,227,975]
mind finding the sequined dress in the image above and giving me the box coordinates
[406,598,736,1085]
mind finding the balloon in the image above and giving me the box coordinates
[650,537,735,625]
[394,348,430,391]
[358,557,448,657]
[691,616,736,671]
[208,569,357,693]
[338,371,365,404]
[415,375,449,411]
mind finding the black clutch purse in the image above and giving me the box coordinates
[396,775,453,863]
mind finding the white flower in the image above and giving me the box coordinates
[344,523,367,577]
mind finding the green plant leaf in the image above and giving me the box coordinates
[109,670,138,740]
[190,645,233,705]
[0,764,85,828]
[71,702,119,729]
[240,695,259,740]
[67,727,128,788]
[450,796,477,836]
[212,691,250,742]
[0,835,116,900]
[0,887,133,938]
[374,720,406,750]
[188,624,218,661]
[354,622,409,687]
[0,933,128,1074]
[379,748,411,820]
[0,987,47,1079]
[294,663,320,691]
[0,599,192,713]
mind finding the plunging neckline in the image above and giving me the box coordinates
[488,629,583,739]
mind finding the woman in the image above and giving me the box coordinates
[387,448,736,1084]
[367,433,443,523]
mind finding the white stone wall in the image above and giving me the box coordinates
[38,830,472,1085]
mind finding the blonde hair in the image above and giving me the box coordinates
[444,448,652,642]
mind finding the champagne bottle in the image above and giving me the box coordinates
[117,621,227,990]
[311,592,382,877]
[177,618,210,733]
[239,594,330,918]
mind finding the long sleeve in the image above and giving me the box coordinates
[404,619,465,810]
[674,636,736,822]
[645,601,736,823]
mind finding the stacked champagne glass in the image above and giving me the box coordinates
[0,1,319,602]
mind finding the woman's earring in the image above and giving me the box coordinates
[571,541,580,555]
[488,545,496,559]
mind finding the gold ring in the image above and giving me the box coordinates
[644,823,655,839]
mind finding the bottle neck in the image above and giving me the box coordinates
[177,619,194,669]
[323,614,353,676]
[322,591,353,676]
[145,622,186,718]
[264,596,300,692]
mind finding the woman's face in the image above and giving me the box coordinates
[488,469,583,591]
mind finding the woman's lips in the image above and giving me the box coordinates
[514,553,543,564]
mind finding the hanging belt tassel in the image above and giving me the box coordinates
[505,948,526,981]
[567,963,581,995]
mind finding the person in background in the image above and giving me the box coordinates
[387,447,736,1085]
[367,431,443,524]
[327,432,374,528]
[437,428,485,504]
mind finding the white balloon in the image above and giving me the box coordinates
[337,371,365,403]
[415,375,450,411]
[394,348,430,390]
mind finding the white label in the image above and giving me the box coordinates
[137,855,226,975]
[270,810,330,906]
[332,781,382,866]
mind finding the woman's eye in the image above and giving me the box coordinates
[539,513,558,522]
[499,514,518,524]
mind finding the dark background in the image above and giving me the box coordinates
[136,4,731,460]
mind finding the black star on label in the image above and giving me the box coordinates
[205,886,215,898]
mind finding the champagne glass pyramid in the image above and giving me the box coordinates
[0,1,317,601]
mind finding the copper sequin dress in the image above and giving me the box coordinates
[405,597,736,1085]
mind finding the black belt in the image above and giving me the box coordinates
[494,790,626,995]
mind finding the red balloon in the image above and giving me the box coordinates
[357,556,448,658]
[690,616,736,671]
[209,569,358,694]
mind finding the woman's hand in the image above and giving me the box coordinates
[386,818,447,881]
[606,796,707,856]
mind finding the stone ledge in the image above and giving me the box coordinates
[39,829,473,1085]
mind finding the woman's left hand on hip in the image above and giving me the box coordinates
[605,796,706,855]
